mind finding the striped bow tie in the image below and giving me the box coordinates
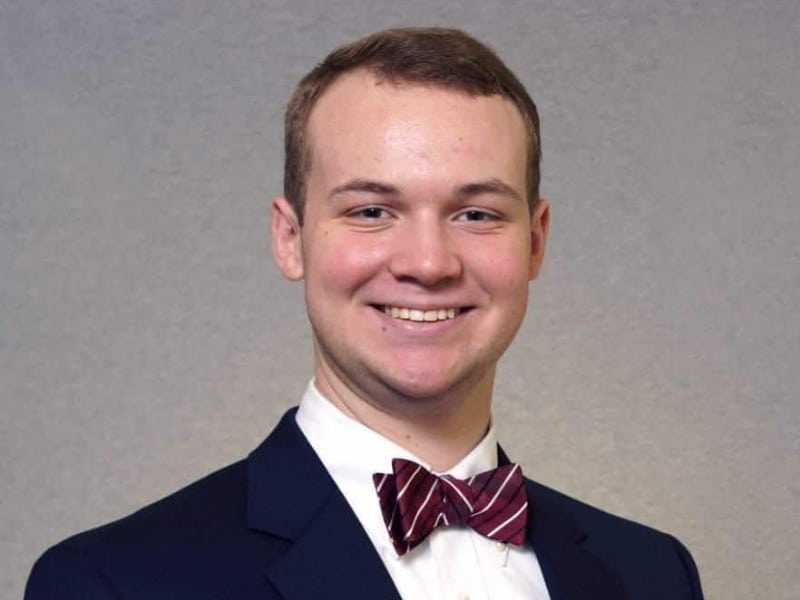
[373,458,528,556]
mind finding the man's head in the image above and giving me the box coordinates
[272,27,548,432]
[284,27,541,224]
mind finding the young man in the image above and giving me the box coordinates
[26,28,704,599]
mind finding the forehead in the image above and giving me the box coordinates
[305,70,527,187]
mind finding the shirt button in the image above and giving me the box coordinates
[495,541,507,551]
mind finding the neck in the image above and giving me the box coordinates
[314,364,494,472]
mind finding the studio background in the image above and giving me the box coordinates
[1,1,797,598]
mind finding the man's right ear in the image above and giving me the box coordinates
[271,197,304,281]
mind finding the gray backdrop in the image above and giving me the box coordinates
[2,1,798,598]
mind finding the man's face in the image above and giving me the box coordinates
[273,70,548,413]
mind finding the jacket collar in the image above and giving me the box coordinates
[526,479,625,600]
[247,410,623,600]
[501,447,626,600]
[247,408,401,600]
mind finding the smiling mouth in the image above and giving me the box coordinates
[378,305,465,322]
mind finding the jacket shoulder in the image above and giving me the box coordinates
[24,459,273,599]
[527,478,704,599]
[26,542,119,599]
[63,458,247,549]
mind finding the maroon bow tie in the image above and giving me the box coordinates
[373,458,528,556]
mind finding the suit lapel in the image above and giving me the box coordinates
[498,447,625,600]
[526,479,624,600]
[246,414,623,600]
[247,409,401,600]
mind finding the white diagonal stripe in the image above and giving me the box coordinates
[375,473,388,493]
[387,499,399,530]
[397,465,422,500]
[404,480,439,540]
[441,476,473,512]
[486,500,528,538]
[471,464,519,517]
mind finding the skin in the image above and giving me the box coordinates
[272,69,549,470]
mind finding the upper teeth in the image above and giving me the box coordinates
[383,306,459,322]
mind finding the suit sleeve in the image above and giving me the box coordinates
[671,535,705,600]
[25,544,120,600]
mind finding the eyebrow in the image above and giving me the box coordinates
[454,178,523,203]
[328,179,400,200]
[327,177,522,203]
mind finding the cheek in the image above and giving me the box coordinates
[307,233,387,292]
[472,240,532,298]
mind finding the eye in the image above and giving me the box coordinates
[350,206,390,219]
[456,209,500,222]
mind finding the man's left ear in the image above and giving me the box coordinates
[271,196,304,281]
[528,198,550,280]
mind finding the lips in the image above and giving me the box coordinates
[380,305,461,322]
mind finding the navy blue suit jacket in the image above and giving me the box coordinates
[26,409,703,599]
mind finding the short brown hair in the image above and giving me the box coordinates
[284,27,541,223]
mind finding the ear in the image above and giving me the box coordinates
[528,198,550,280]
[271,197,304,281]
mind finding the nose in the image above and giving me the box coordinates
[388,218,462,287]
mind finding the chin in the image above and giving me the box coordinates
[375,365,483,406]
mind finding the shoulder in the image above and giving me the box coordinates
[529,477,669,542]
[526,478,704,599]
[25,459,257,599]
[25,410,312,599]
[58,458,248,551]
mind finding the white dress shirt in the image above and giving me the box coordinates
[295,381,551,600]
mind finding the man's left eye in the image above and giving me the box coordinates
[458,209,497,222]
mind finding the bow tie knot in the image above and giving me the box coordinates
[373,458,528,556]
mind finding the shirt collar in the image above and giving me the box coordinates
[296,379,499,480]
[295,380,500,557]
